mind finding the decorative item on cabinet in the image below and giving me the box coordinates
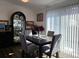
[26,21,34,30]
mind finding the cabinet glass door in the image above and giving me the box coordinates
[13,14,25,43]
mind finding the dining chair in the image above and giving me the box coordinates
[47,31,54,37]
[42,34,61,58]
[20,34,39,57]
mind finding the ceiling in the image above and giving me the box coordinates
[3,0,64,6]
[2,0,79,11]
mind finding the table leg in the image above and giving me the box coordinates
[56,52,59,58]
[39,46,43,58]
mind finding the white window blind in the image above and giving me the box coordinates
[46,4,79,57]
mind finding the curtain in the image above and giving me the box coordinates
[46,4,79,57]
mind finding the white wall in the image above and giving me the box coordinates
[0,0,36,22]
[35,7,47,35]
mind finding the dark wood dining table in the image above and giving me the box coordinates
[26,35,52,58]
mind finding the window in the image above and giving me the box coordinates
[46,4,79,57]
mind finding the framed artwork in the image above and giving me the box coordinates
[37,13,43,22]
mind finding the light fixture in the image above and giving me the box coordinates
[21,0,29,3]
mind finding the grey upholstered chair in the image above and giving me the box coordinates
[47,31,54,37]
[20,34,39,57]
[42,34,61,58]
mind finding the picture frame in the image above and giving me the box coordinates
[37,13,43,22]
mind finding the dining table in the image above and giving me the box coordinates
[26,35,52,58]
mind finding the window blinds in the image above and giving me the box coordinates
[46,4,79,57]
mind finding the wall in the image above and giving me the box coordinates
[35,7,47,35]
[0,0,36,22]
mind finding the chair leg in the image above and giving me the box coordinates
[21,50,25,58]
[49,55,51,58]
[56,52,59,58]
[49,54,51,58]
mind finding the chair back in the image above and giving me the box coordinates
[50,34,61,55]
[20,34,27,52]
[47,31,54,37]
